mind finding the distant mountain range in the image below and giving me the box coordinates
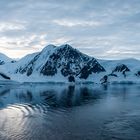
[0,44,140,83]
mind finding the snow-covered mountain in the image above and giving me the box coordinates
[0,53,14,81]
[10,44,105,82]
[0,53,13,65]
[99,58,140,83]
[0,44,140,83]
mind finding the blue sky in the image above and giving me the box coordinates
[0,0,140,59]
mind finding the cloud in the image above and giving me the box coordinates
[0,22,25,32]
[52,19,102,27]
[0,33,48,58]
[0,0,140,59]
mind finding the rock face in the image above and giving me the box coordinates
[0,73,10,80]
[135,71,140,77]
[112,64,130,73]
[100,74,118,84]
[79,58,105,79]
[68,75,75,82]
[100,75,108,84]
[15,44,105,80]
[112,64,130,78]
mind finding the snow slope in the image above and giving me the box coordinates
[99,58,140,73]
[0,53,13,65]
[99,58,140,83]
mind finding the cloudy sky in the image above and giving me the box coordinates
[0,0,140,59]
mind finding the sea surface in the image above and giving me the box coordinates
[0,83,140,140]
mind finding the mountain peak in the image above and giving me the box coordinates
[59,44,73,49]
[41,44,75,55]
[42,44,56,53]
[56,44,76,53]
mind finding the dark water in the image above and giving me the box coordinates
[0,83,140,140]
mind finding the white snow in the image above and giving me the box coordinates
[99,58,140,73]
[0,53,13,63]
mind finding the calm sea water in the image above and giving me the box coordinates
[0,83,140,140]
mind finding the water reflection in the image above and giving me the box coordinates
[0,84,103,109]
[0,83,140,140]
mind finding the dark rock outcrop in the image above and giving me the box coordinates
[108,73,118,77]
[112,64,130,73]
[79,59,105,79]
[0,73,10,80]
[135,71,140,77]
[100,75,108,84]
[112,64,130,78]
[0,61,5,65]
[68,75,75,82]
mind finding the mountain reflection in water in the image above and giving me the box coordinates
[0,83,140,140]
